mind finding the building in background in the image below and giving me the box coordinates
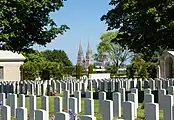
[76,41,93,69]
[76,41,110,70]
[0,50,25,81]
[159,51,174,78]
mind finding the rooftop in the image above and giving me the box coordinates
[0,50,25,61]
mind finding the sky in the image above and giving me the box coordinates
[34,0,111,65]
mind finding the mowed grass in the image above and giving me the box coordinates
[15,94,164,120]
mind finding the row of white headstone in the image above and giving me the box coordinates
[1,78,174,96]
[1,86,174,120]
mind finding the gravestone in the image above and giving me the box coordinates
[84,98,94,116]
[18,94,25,107]
[144,94,154,103]
[74,91,81,113]
[158,89,166,109]
[86,91,93,99]
[144,80,149,89]
[99,92,106,114]
[2,105,11,120]
[10,94,17,117]
[113,92,121,117]
[119,88,125,104]
[123,101,135,120]
[55,112,69,120]
[128,93,137,118]
[144,103,159,120]
[0,93,5,105]
[41,96,49,112]
[16,107,27,120]
[163,95,173,120]
[54,96,62,113]
[80,115,96,120]
[69,97,77,116]
[102,100,113,120]
[29,95,36,120]
[63,90,69,111]
[35,109,48,120]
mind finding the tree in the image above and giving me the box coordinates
[41,49,72,66]
[106,65,117,75]
[21,50,45,80]
[21,49,73,80]
[97,31,133,72]
[39,61,64,80]
[101,0,174,59]
[20,61,39,80]
[22,50,45,62]
[0,0,69,52]
[126,53,158,79]
[88,64,94,75]
[76,64,83,79]
[93,53,99,61]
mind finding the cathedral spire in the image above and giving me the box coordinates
[86,40,92,55]
[78,40,83,55]
[77,40,85,66]
[85,40,93,69]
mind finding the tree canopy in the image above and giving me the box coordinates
[41,49,72,66]
[0,0,69,52]
[101,0,174,58]
[97,31,133,72]
[126,53,158,79]
[21,49,73,80]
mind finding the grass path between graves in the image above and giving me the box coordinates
[11,94,164,120]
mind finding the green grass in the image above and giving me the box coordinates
[10,94,164,120]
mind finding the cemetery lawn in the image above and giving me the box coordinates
[13,95,164,120]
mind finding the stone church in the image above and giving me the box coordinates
[159,51,174,78]
[76,41,93,69]
[76,41,110,70]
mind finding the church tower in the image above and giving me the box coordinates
[85,40,93,69]
[77,41,85,66]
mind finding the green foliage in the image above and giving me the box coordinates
[63,66,74,77]
[101,0,174,58]
[97,31,133,72]
[106,65,117,75]
[126,64,136,78]
[93,53,100,61]
[22,50,45,62]
[20,61,39,80]
[39,61,64,80]
[0,0,69,52]
[126,54,158,79]
[88,64,94,75]
[41,50,72,66]
[76,64,82,79]
[21,49,73,80]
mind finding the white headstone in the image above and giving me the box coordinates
[84,98,94,116]
[102,100,113,120]
[35,109,48,120]
[29,95,36,120]
[144,103,159,120]
[2,105,11,120]
[123,101,135,120]
[80,115,96,120]
[63,90,69,111]
[16,107,27,120]
[54,96,62,113]
[18,94,25,107]
[55,112,69,120]
[74,91,81,113]
[113,92,121,117]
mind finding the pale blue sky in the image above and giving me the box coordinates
[34,0,111,65]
